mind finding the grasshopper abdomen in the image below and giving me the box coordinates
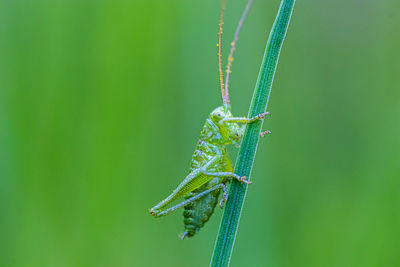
[182,178,221,238]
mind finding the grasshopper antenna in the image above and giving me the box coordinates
[224,0,254,103]
[218,0,228,106]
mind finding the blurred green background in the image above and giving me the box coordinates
[1,0,399,266]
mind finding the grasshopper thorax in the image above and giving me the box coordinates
[209,105,243,145]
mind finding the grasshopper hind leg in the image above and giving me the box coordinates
[152,183,226,217]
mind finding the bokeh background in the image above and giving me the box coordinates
[1,0,399,266]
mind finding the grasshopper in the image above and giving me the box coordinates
[150,0,270,239]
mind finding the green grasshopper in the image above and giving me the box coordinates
[150,0,270,239]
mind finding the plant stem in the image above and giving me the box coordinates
[210,0,295,266]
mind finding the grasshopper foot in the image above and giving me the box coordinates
[180,231,188,240]
[240,176,252,184]
[149,208,159,217]
[219,193,228,208]
[257,111,271,120]
[260,130,271,138]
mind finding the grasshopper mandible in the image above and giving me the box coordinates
[150,0,270,239]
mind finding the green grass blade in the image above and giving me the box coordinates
[210,0,296,266]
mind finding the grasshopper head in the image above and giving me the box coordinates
[210,106,229,122]
[210,105,243,144]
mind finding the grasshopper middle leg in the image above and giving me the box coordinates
[201,171,251,184]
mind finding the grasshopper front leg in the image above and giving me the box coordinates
[220,112,272,139]
[219,111,270,124]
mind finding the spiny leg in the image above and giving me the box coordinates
[149,168,202,216]
[150,156,219,216]
[201,170,251,184]
[219,111,270,124]
[152,183,226,217]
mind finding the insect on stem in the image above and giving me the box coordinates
[149,0,276,242]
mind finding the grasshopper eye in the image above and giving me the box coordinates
[235,132,242,139]
[212,111,224,120]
